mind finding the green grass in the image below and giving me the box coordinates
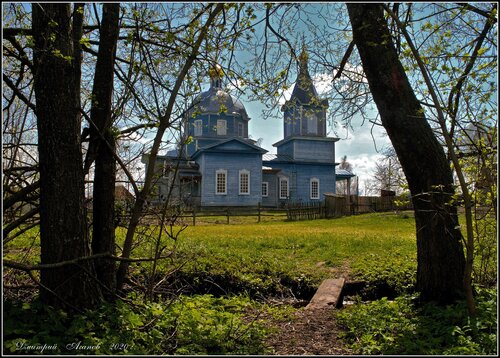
[127,212,417,298]
[4,212,418,297]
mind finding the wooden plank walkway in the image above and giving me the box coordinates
[305,278,345,310]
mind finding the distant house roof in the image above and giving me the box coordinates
[115,185,135,201]
[336,168,356,179]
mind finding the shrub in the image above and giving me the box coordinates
[336,287,497,355]
[3,294,269,355]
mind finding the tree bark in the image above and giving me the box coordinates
[87,3,121,299]
[347,4,466,304]
[32,3,102,309]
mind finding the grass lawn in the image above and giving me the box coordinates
[127,211,418,299]
[5,212,418,297]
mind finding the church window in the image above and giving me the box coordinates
[279,177,289,199]
[306,112,317,135]
[262,182,268,197]
[239,170,250,195]
[238,123,244,137]
[217,119,227,135]
[310,178,320,199]
[215,169,227,195]
[194,119,202,136]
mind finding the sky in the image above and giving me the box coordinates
[226,3,392,185]
[242,83,390,185]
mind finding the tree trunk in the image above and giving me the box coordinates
[32,3,102,309]
[87,3,121,299]
[347,4,466,304]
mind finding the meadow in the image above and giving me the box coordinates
[167,212,418,299]
[4,211,497,355]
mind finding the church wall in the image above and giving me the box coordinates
[262,162,336,203]
[294,140,335,162]
[276,141,294,158]
[186,113,249,155]
[262,172,279,207]
[197,151,262,206]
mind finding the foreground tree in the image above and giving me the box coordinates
[32,3,102,308]
[347,3,466,304]
[85,3,121,299]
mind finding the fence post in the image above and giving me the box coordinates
[192,210,196,226]
[226,208,230,224]
[258,203,261,223]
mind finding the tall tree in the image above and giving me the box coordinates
[347,3,466,304]
[85,3,121,299]
[32,3,102,308]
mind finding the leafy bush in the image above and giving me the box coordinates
[3,294,269,355]
[336,287,497,355]
[349,250,417,299]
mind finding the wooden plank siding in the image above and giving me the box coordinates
[197,151,263,206]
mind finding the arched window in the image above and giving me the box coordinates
[238,122,244,137]
[262,182,269,197]
[217,119,227,135]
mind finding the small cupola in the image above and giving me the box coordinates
[208,63,224,89]
[281,45,329,138]
[291,46,320,104]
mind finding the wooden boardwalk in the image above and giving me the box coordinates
[305,278,345,310]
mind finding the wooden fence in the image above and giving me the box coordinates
[146,204,289,226]
[114,195,413,225]
[286,201,327,221]
[285,194,413,222]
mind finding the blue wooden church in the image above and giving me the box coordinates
[143,50,354,208]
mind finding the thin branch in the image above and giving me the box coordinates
[3,180,40,210]
[455,3,497,22]
[3,207,39,238]
[333,41,355,81]
[2,73,37,111]
[4,252,174,272]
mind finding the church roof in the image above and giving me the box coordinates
[191,137,267,159]
[187,64,250,120]
[336,168,356,178]
[273,136,339,148]
[283,48,328,108]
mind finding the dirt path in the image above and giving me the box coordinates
[264,306,352,355]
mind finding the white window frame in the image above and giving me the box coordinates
[215,169,227,195]
[262,181,269,197]
[194,119,202,136]
[310,178,320,200]
[217,119,227,136]
[279,177,289,199]
[239,169,250,195]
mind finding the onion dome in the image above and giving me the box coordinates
[187,64,250,120]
